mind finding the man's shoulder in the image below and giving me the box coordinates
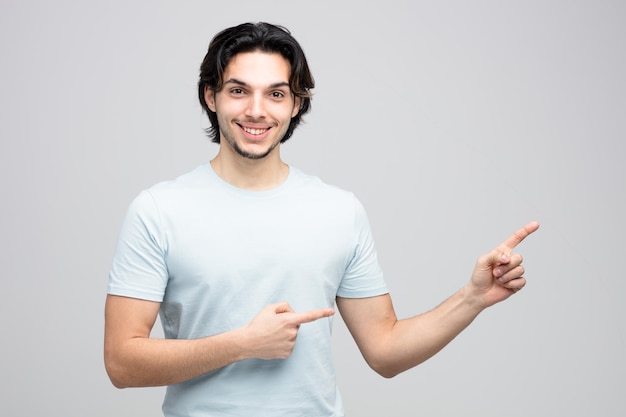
[288,166,361,211]
[145,164,210,193]
[123,164,212,214]
[290,166,352,196]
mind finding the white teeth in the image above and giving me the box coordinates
[243,127,267,135]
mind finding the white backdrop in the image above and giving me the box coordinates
[1,1,624,416]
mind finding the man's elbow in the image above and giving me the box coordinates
[366,356,403,379]
[105,365,129,389]
[374,367,400,379]
[108,377,129,389]
[104,351,132,389]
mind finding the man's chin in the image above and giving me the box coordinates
[233,142,278,160]
[240,151,271,160]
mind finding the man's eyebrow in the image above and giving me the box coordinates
[224,78,290,89]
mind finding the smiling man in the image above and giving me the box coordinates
[204,51,300,189]
[206,53,298,160]
[104,22,539,417]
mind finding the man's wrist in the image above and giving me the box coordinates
[460,283,489,313]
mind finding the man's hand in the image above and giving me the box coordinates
[243,302,335,360]
[467,221,540,308]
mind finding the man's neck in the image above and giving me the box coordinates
[210,148,289,191]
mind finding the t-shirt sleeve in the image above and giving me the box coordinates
[336,195,388,298]
[107,190,169,302]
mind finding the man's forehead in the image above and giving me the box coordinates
[223,51,291,86]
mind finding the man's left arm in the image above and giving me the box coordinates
[336,221,539,378]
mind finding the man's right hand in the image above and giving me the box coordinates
[242,302,335,360]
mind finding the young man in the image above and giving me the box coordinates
[105,22,539,417]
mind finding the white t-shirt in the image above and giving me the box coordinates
[108,163,388,417]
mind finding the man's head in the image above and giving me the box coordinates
[198,22,314,144]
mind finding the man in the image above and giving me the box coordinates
[104,22,539,417]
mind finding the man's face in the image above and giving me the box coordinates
[205,51,301,160]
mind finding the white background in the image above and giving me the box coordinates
[1,1,624,415]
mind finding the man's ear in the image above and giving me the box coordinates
[204,86,216,112]
[291,96,301,118]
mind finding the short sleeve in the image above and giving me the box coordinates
[336,195,388,298]
[107,190,169,302]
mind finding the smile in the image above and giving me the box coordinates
[242,126,269,135]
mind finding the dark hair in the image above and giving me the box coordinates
[198,22,314,143]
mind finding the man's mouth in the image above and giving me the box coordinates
[242,126,269,136]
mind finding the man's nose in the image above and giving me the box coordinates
[245,93,266,119]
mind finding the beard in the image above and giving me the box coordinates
[219,121,286,160]
[224,132,280,160]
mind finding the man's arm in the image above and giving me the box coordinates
[337,221,539,378]
[104,295,334,388]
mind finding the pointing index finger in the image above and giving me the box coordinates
[291,308,335,325]
[502,221,540,252]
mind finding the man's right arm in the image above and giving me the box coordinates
[104,294,334,388]
[104,294,248,388]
